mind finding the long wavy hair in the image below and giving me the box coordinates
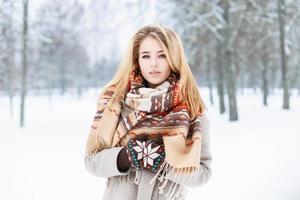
[102,24,206,120]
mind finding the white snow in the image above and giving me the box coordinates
[0,88,299,200]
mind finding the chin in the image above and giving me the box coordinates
[149,79,163,85]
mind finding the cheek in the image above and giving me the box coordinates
[138,59,149,76]
[159,59,169,67]
[138,58,148,70]
[160,61,171,72]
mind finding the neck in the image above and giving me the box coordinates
[147,82,158,88]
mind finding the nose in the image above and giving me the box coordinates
[151,56,158,67]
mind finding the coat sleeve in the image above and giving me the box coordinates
[84,147,131,177]
[165,112,212,187]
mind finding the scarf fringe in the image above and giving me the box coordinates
[153,160,198,200]
[116,170,136,187]
[134,169,142,185]
[115,162,195,200]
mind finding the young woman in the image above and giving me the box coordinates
[84,24,212,200]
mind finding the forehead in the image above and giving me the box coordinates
[139,36,163,52]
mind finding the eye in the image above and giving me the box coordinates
[159,54,166,58]
[142,55,150,59]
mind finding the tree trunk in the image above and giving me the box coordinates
[240,70,244,95]
[6,0,16,117]
[8,50,15,117]
[205,51,214,106]
[216,44,225,114]
[277,0,290,109]
[222,0,238,121]
[262,45,269,106]
[225,49,238,121]
[20,0,29,127]
[77,86,82,98]
[59,57,66,95]
[262,65,269,106]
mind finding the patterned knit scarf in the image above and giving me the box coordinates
[85,70,203,196]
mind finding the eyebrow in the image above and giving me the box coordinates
[141,50,164,54]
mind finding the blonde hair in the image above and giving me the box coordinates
[103,24,206,120]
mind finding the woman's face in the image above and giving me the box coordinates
[138,36,171,88]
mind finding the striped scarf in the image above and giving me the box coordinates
[85,70,203,194]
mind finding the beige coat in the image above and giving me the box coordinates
[84,113,212,200]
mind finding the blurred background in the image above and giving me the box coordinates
[0,0,300,200]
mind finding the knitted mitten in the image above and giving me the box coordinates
[125,139,145,169]
[125,138,165,172]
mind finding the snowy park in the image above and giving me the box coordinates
[1,0,300,199]
[1,88,299,200]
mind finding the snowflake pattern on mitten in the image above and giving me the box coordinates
[125,139,165,172]
[143,140,165,172]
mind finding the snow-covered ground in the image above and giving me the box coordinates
[0,88,299,200]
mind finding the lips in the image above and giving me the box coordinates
[149,71,161,74]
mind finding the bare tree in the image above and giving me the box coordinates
[277,0,290,109]
[261,43,270,106]
[20,0,29,127]
[216,43,226,114]
[0,0,17,117]
[220,0,238,121]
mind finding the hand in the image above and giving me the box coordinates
[117,135,148,172]
[125,137,165,172]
